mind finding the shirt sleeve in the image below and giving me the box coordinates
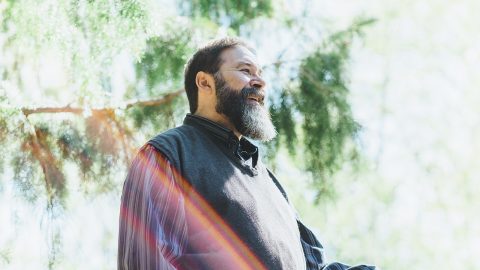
[118,144,187,270]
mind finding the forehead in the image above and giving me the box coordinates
[219,45,260,68]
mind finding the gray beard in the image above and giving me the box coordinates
[215,76,277,142]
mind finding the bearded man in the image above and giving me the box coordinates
[118,37,377,270]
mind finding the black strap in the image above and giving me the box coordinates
[266,168,289,203]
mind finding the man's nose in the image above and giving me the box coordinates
[249,76,266,89]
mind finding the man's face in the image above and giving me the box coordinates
[214,46,276,141]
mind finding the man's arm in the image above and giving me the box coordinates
[118,145,187,270]
[298,220,378,270]
[267,169,378,270]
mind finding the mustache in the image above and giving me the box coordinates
[241,87,265,105]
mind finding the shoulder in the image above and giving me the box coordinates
[148,125,196,151]
[128,144,170,175]
[146,125,202,169]
[124,144,170,194]
[150,125,195,143]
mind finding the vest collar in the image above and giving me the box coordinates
[183,114,258,167]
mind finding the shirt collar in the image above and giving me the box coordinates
[183,114,258,166]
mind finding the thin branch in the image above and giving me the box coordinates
[21,89,184,116]
[124,89,183,109]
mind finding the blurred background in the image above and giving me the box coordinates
[1,0,479,269]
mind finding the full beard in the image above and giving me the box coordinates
[215,75,277,142]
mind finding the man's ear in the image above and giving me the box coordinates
[195,71,215,94]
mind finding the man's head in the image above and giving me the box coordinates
[184,37,276,141]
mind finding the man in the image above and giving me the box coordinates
[118,37,377,270]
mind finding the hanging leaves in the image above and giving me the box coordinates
[270,88,297,155]
[269,18,375,200]
[182,0,273,31]
[20,126,66,203]
[134,23,195,96]
[296,49,361,198]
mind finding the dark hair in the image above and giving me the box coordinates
[184,37,252,113]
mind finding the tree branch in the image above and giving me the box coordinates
[21,89,184,116]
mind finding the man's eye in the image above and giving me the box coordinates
[240,69,251,74]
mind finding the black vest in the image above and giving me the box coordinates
[148,114,305,270]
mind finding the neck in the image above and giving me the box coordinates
[193,111,242,139]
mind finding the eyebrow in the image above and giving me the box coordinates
[235,61,263,75]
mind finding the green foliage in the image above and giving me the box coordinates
[269,18,375,199]
[0,93,26,175]
[8,114,133,206]
[183,0,273,31]
[134,24,195,96]
[270,88,297,155]
[31,125,67,200]
[296,48,360,198]
[0,105,8,174]
[127,100,179,136]
[0,247,10,265]
[56,121,94,173]
[11,153,43,203]
[3,0,151,105]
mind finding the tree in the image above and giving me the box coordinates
[0,0,372,267]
